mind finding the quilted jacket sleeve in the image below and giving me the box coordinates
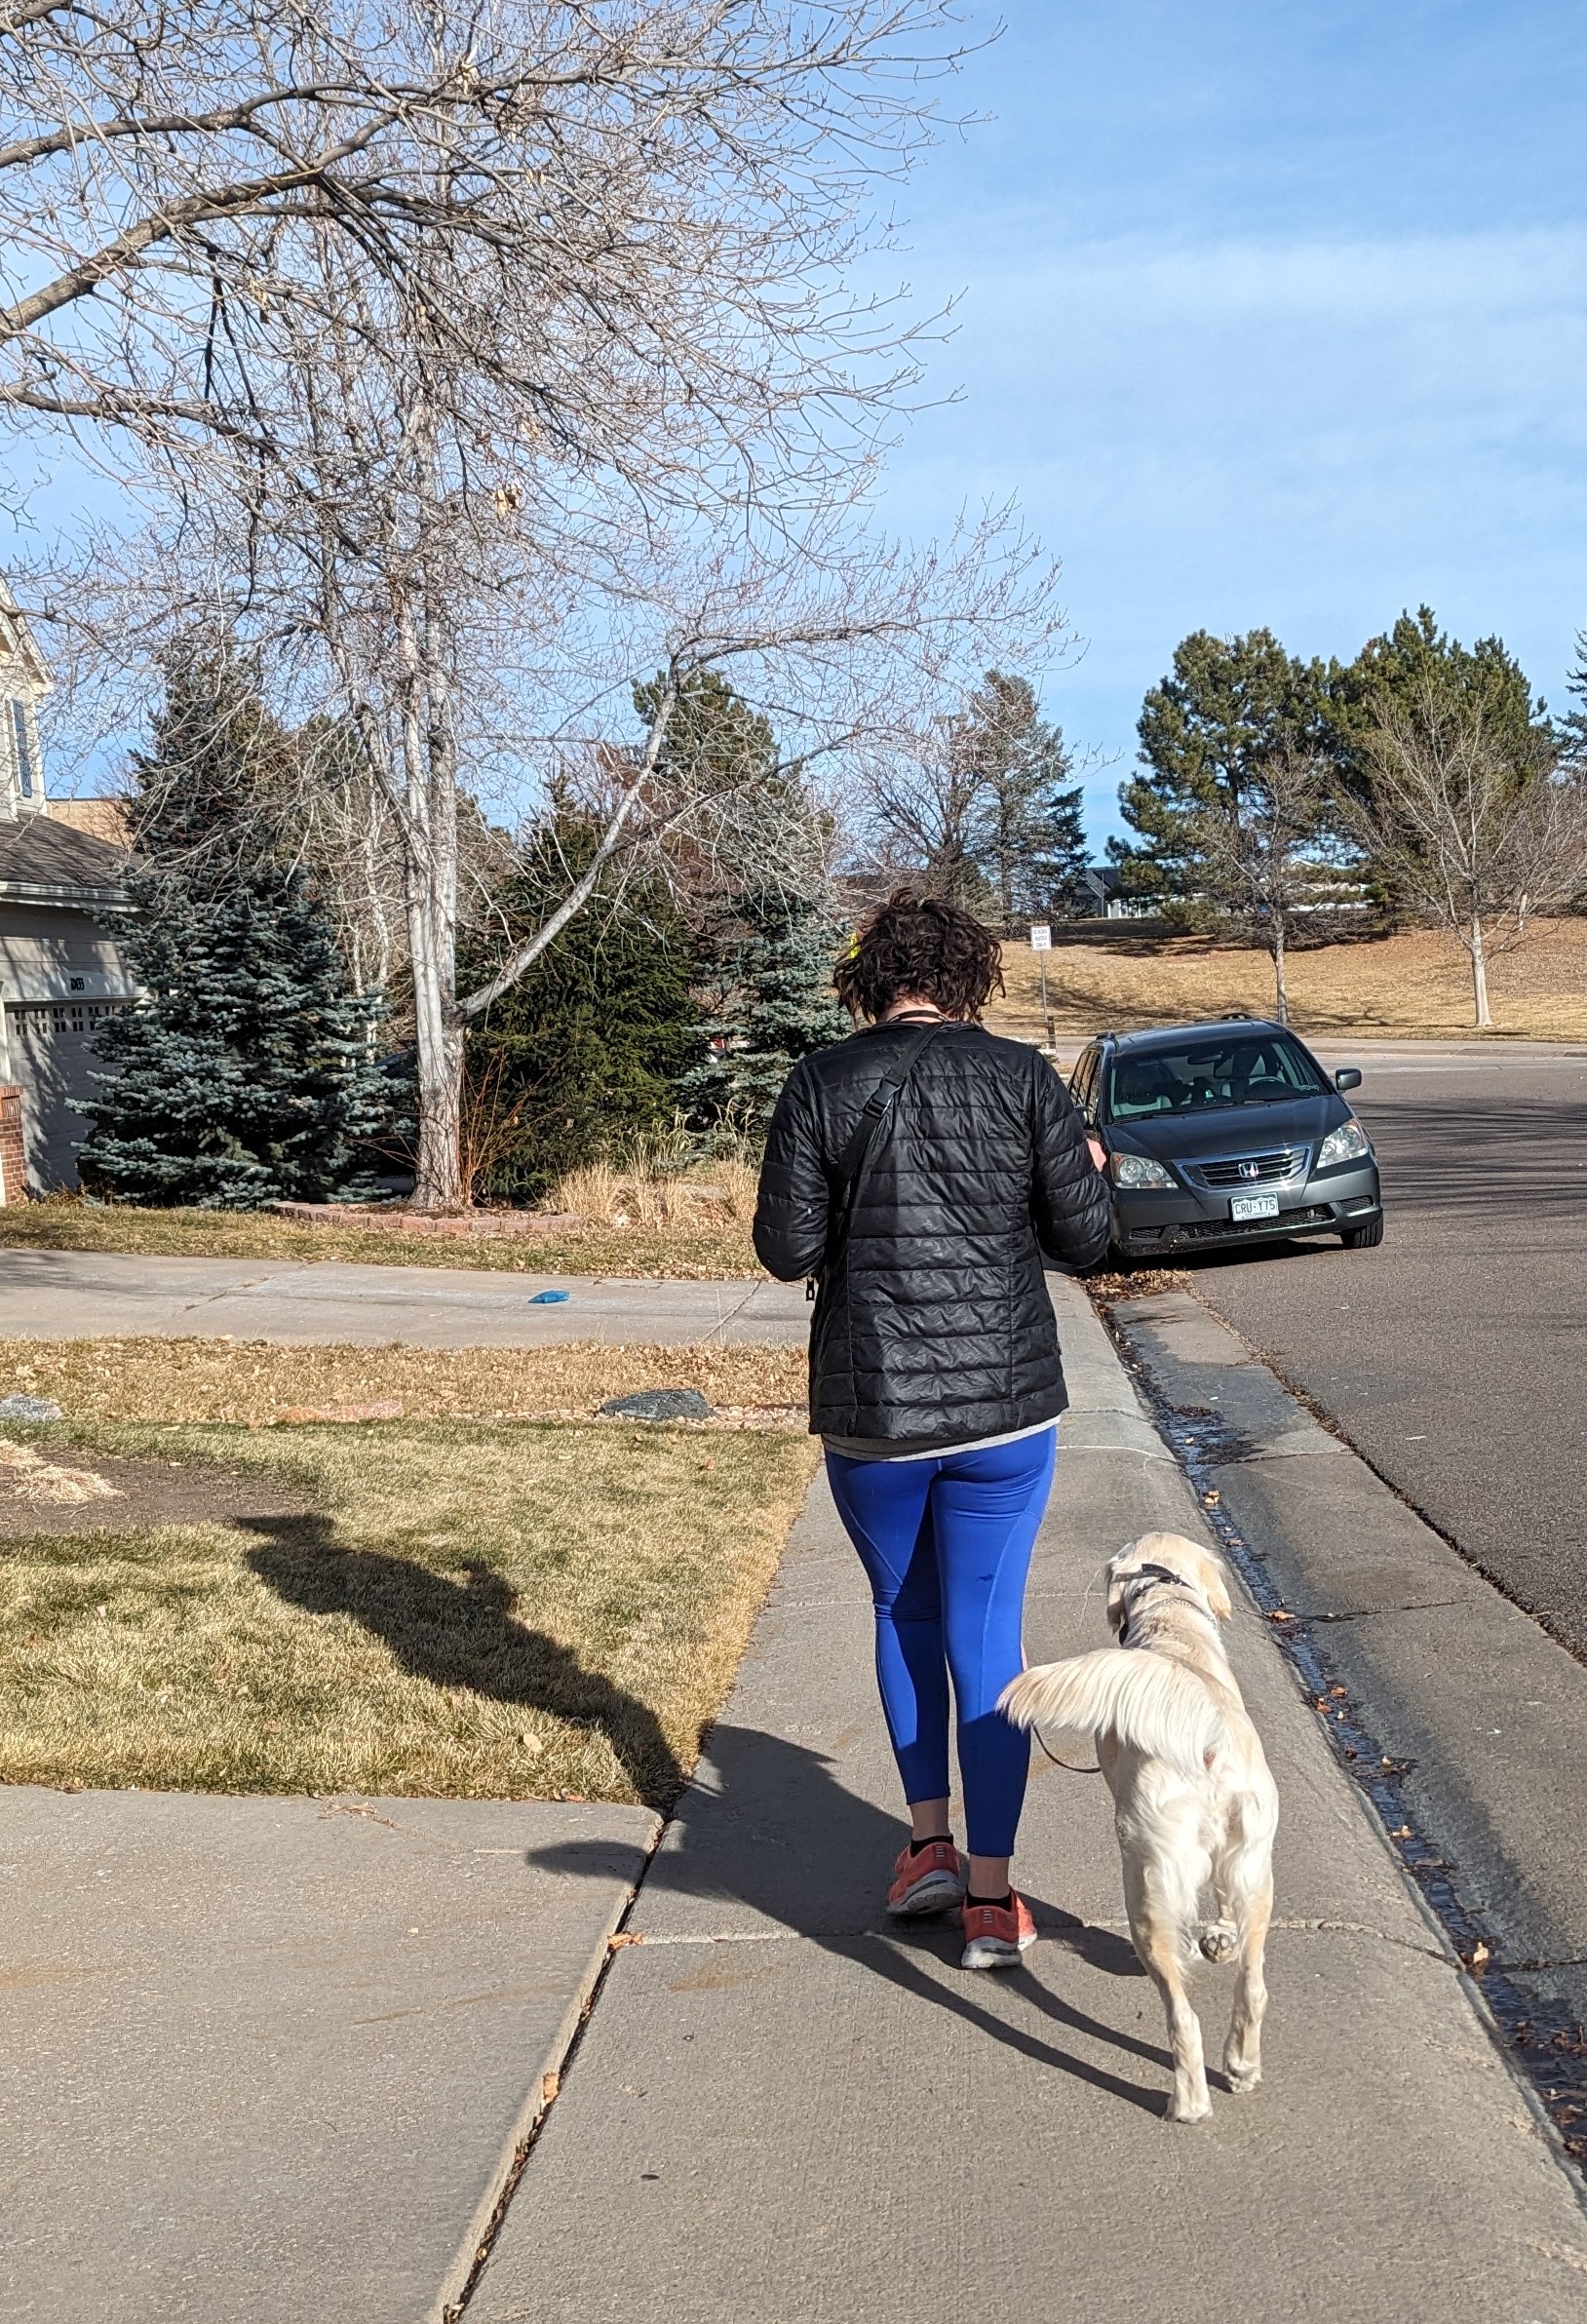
[1028,1056,1111,1269]
[754,1061,831,1282]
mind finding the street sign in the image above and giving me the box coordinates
[1029,924,1051,950]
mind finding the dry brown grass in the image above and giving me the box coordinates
[0,1195,757,1277]
[0,1415,817,1802]
[551,1154,760,1231]
[987,918,1587,1045]
[0,1336,808,1428]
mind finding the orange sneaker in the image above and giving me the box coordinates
[960,1889,1037,1969]
[886,1838,966,1917]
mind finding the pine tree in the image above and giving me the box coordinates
[1109,629,1337,913]
[459,818,703,1202]
[1331,606,1552,800]
[950,671,1090,922]
[1563,633,1587,773]
[681,887,848,1135]
[80,643,395,1208]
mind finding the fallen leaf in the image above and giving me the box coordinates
[609,1932,645,1949]
[541,2071,561,2104]
[1268,1608,1295,1623]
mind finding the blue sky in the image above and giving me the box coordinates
[14,2,1587,846]
[881,0,1587,844]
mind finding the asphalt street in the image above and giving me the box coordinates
[1181,1040,1587,1659]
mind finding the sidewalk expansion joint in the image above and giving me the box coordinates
[444,1819,668,2319]
[1098,1292,1587,2187]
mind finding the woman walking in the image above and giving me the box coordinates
[754,891,1110,1967]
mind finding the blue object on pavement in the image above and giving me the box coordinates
[528,1290,571,1303]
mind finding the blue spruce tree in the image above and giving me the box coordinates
[80,643,394,1208]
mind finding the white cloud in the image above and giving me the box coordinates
[879,227,1587,834]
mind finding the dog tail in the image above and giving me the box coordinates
[999,1649,1223,1782]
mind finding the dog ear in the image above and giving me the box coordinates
[1103,1554,1131,1635]
[1186,1543,1233,1622]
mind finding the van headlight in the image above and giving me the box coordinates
[1110,1150,1176,1189]
[1315,1120,1372,1170]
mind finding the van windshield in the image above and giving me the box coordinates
[1106,1035,1328,1120]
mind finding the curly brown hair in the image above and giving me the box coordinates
[832,889,1005,1023]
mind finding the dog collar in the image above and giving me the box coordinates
[1116,1562,1193,1644]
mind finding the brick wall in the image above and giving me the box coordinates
[0,1084,26,1204]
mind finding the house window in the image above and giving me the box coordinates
[9,698,35,797]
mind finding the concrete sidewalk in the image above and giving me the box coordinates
[466,1279,1587,2323]
[0,1791,656,2323]
[1,1246,808,1346]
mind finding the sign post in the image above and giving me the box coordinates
[1029,923,1054,1051]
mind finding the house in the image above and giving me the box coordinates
[1078,865,1156,920]
[0,579,136,1189]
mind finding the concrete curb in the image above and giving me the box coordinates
[1104,1284,1587,2157]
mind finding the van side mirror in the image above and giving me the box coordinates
[1335,1067,1363,1092]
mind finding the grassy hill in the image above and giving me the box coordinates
[987,917,1587,1045]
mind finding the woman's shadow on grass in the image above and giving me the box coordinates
[242,1516,682,1811]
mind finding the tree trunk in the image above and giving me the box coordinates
[1271,917,1289,1026]
[395,556,465,1211]
[408,879,464,1209]
[1470,913,1490,1028]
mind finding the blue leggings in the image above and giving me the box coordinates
[825,1429,1056,1858]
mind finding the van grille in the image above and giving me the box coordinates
[1189,1148,1305,1189]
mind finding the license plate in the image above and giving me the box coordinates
[1230,1194,1280,1221]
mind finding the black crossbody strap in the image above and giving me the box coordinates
[821,1020,947,1275]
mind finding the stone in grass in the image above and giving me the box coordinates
[0,1394,63,1423]
[599,1388,713,1423]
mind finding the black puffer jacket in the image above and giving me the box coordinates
[754,1022,1111,1445]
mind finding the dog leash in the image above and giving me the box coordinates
[1031,1725,1101,1776]
[1025,1565,1200,1778]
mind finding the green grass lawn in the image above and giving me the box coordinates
[0,1417,817,1803]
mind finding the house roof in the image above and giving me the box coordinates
[0,812,129,903]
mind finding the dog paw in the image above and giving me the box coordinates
[1198,1919,1237,1963]
[1223,2058,1261,2093]
[1168,2093,1213,2124]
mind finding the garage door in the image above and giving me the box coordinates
[6,999,128,1188]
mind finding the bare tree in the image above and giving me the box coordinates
[1350,686,1587,1028]
[1189,754,1336,1025]
[862,712,995,908]
[55,475,1065,1205]
[0,0,966,483]
[8,1,1072,1205]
